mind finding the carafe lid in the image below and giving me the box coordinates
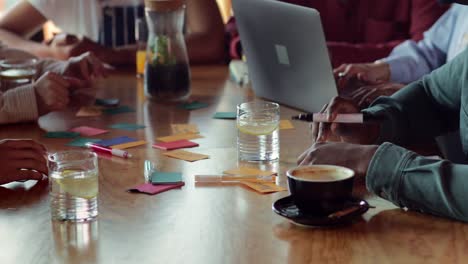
[145,0,184,11]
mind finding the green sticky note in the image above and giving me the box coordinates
[151,172,183,184]
[103,106,135,115]
[66,137,101,147]
[180,101,209,110]
[45,132,80,138]
[213,112,237,119]
[110,123,146,131]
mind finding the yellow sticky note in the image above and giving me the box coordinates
[241,181,287,194]
[163,150,209,162]
[157,133,203,142]
[111,140,147,149]
[223,167,276,177]
[171,124,200,134]
[76,106,102,117]
[279,120,294,130]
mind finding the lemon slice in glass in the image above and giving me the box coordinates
[237,122,278,136]
[56,170,98,199]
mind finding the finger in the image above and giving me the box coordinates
[358,88,378,108]
[333,64,348,78]
[85,52,107,78]
[350,86,369,99]
[312,103,328,142]
[46,72,70,87]
[11,159,48,175]
[297,149,309,165]
[1,140,47,153]
[316,121,330,142]
[8,150,47,164]
[78,57,91,81]
[64,76,87,89]
[15,170,44,181]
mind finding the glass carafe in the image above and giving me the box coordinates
[144,0,191,102]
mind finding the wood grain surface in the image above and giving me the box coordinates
[0,66,466,264]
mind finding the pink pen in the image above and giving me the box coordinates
[85,143,132,158]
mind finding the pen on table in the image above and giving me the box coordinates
[291,113,382,123]
[85,143,132,158]
[195,175,276,183]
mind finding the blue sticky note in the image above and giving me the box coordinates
[151,172,183,184]
[45,131,80,138]
[95,136,137,147]
[102,106,135,115]
[109,123,146,131]
[213,112,237,119]
[179,101,209,110]
[66,138,101,148]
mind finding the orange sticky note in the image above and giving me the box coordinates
[223,167,276,177]
[279,120,294,130]
[157,133,203,142]
[241,181,287,194]
[111,140,147,149]
[171,124,199,134]
[163,150,209,162]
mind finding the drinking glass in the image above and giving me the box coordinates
[48,151,99,222]
[0,58,37,91]
[135,17,148,77]
[237,101,280,161]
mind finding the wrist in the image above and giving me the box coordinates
[373,62,391,82]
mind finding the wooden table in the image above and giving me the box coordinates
[0,66,467,264]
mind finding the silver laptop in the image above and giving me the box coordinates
[233,0,337,113]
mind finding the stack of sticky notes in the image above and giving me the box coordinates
[153,124,207,160]
[128,171,185,195]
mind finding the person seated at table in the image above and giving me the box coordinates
[0,139,48,185]
[298,44,468,222]
[227,0,449,67]
[0,0,226,66]
[335,2,468,108]
[0,48,105,124]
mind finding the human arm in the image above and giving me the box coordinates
[185,0,226,64]
[380,6,456,84]
[298,141,468,222]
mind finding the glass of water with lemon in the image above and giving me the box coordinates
[48,151,99,221]
[237,101,280,161]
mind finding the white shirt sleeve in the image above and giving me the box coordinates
[27,0,102,42]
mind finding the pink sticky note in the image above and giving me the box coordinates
[70,126,109,136]
[128,182,185,195]
[153,140,199,150]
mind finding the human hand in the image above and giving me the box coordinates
[311,96,380,144]
[62,52,107,82]
[350,82,405,108]
[0,139,48,185]
[297,142,378,177]
[34,72,75,115]
[48,34,107,60]
[334,62,391,92]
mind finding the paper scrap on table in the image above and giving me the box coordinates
[111,140,147,149]
[95,98,120,107]
[171,124,199,134]
[69,126,109,136]
[153,140,199,151]
[279,120,294,130]
[213,112,237,119]
[163,150,209,162]
[45,131,80,139]
[76,106,102,117]
[241,181,287,194]
[66,137,101,147]
[102,106,135,115]
[150,172,183,184]
[95,136,138,147]
[128,182,185,195]
[180,101,209,110]
[223,167,276,177]
[110,123,146,131]
[157,133,203,142]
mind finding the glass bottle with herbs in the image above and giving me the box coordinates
[144,0,191,102]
